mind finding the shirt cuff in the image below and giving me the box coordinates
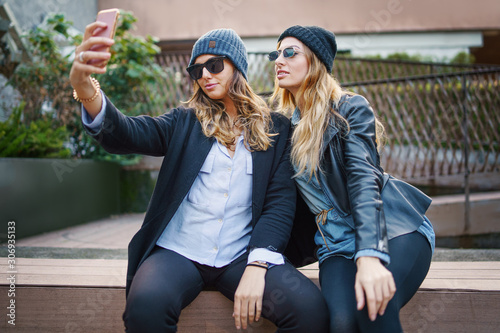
[81,90,106,132]
[248,248,285,266]
[354,249,391,265]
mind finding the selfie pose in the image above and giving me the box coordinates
[271,25,435,332]
[70,21,328,333]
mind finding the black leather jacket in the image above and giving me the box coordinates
[285,94,432,267]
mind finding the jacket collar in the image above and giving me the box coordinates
[323,118,339,154]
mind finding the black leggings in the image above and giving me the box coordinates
[319,231,432,333]
[123,247,329,332]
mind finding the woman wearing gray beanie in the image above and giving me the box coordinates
[271,25,435,332]
[70,23,328,332]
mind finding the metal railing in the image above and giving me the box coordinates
[152,52,500,190]
[334,56,495,84]
[344,69,500,183]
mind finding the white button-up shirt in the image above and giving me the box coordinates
[157,136,259,267]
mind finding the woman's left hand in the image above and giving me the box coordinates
[354,256,396,321]
[233,265,267,330]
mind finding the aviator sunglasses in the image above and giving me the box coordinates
[186,56,227,80]
[268,47,304,61]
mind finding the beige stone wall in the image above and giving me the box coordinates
[99,0,500,40]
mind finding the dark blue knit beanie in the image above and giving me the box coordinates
[278,25,337,73]
[189,28,248,80]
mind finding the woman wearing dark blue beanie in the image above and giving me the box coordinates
[70,23,328,332]
[270,25,435,332]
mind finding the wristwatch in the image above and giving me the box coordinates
[255,261,269,268]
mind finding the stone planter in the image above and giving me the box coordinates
[0,158,120,239]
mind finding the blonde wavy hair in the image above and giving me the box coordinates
[187,69,275,151]
[271,43,385,179]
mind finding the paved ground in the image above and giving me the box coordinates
[2,213,143,259]
[2,213,500,261]
[15,213,144,250]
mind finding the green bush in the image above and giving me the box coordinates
[450,51,476,65]
[9,13,76,126]
[0,103,71,158]
[4,11,167,163]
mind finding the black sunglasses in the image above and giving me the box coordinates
[186,56,227,80]
[268,47,304,61]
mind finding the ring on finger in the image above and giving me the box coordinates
[78,51,85,63]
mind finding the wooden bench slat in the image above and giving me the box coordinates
[0,258,127,288]
[421,279,500,291]
[7,265,126,276]
[429,261,500,269]
[1,258,127,267]
[426,270,500,279]
[2,259,500,292]
[8,275,125,287]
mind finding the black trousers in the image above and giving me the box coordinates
[123,247,329,332]
[319,231,432,333]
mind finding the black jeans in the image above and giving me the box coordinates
[319,231,432,333]
[123,247,329,332]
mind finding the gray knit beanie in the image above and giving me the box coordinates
[278,25,337,73]
[188,28,248,80]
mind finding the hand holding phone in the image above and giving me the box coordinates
[88,8,119,63]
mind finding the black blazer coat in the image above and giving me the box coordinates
[87,97,296,294]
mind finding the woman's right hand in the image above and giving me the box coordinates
[233,265,267,330]
[69,21,114,118]
[354,256,396,322]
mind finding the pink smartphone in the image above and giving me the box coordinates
[88,8,119,63]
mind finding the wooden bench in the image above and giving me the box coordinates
[1,258,500,332]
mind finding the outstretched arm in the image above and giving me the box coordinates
[70,21,179,157]
[70,21,114,119]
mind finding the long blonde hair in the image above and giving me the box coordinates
[187,70,274,151]
[271,44,385,179]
